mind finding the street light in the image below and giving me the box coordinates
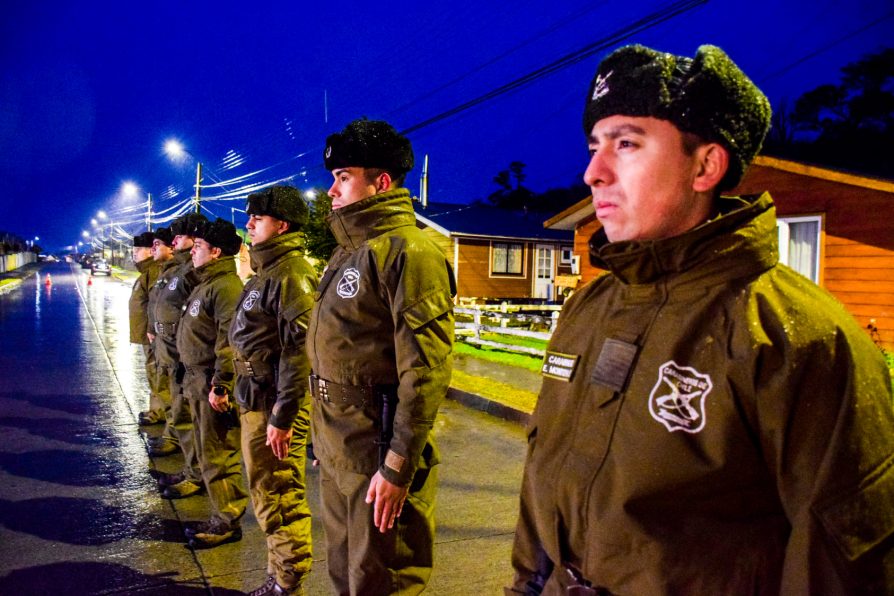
[121,181,153,231]
[164,137,202,214]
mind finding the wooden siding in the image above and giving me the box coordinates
[734,163,894,349]
[574,214,608,283]
[456,238,533,299]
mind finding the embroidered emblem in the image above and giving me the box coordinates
[649,361,713,434]
[189,299,201,317]
[242,289,261,311]
[325,146,332,158]
[541,351,580,382]
[336,267,360,299]
[591,70,613,101]
[167,276,179,291]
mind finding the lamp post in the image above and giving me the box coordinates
[164,138,202,214]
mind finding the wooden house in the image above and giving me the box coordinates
[413,201,574,301]
[542,156,894,349]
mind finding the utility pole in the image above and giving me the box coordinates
[194,162,203,213]
[146,193,153,231]
[420,154,429,209]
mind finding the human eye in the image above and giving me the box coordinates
[617,138,638,150]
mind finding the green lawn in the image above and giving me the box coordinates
[454,341,543,372]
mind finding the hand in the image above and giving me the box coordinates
[365,471,408,533]
[208,388,229,413]
[147,332,156,342]
[266,424,293,461]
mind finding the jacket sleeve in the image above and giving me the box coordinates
[210,277,242,392]
[737,289,894,594]
[269,264,318,431]
[380,244,455,487]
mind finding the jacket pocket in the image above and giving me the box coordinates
[400,288,453,330]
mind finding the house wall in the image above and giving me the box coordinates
[455,238,533,299]
[734,165,894,349]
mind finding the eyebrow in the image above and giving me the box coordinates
[588,123,647,144]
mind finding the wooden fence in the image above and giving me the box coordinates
[455,304,559,358]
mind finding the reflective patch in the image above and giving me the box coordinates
[649,361,714,434]
[167,276,179,291]
[385,450,405,474]
[541,351,579,382]
[188,299,200,317]
[242,289,261,311]
[336,267,360,299]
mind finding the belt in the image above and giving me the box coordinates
[234,358,274,377]
[308,373,395,409]
[154,321,177,336]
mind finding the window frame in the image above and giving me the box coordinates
[777,214,823,284]
[490,241,526,277]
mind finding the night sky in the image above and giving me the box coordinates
[1,0,891,252]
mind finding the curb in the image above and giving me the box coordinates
[446,387,531,425]
[0,279,23,295]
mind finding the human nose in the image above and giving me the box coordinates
[246,218,254,231]
[327,180,338,199]
[583,151,612,188]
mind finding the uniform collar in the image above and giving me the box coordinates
[326,188,417,250]
[248,231,303,273]
[588,192,779,285]
[135,258,157,274]
[189,255,236,284]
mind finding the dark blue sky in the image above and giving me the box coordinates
[1,0,891,251]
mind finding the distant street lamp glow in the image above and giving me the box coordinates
[121,181,139,197]
[91,219,98,227]
[164,138,187,161]
[304,190,316,200]
[82,230,90,238]
[97,210,107,220]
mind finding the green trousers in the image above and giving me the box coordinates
[319,460,437,595]
[183,367,247,523]
[158,362,200,482]
[241,403,313,589]
[142,343,168,420]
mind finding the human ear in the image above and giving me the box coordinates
[376,172,393,193]
[692,143,728,193]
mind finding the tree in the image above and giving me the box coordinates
[488,161,535,209]
[301,189,337,271]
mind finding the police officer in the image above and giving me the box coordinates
[130,231,165,426]
[176,218,247,548]
[149,213,207,500]
[228,186,318,595]
[508,45,894,594]
[308,119,455,595]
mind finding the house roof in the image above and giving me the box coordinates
[415,201,572,242]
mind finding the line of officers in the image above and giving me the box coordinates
[127,119,455,596]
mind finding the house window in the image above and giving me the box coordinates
[777,215,822,283]
[492,242,524,275]
[560,247,574,265]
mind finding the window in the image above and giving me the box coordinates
[492,242,524,275]
[777,215,822,283]
[560,247,574,265]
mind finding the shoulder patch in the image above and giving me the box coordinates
[648,360,714,434]
[167,276,179,291]
[188,299,201,317]
[242,289,261,311]
[336,267,360,299]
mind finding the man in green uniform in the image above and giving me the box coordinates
[149,213,207,500]
[129,231,165,426]
[228,186,318,595]
[308,119,455,595]
[508,45,894,595]
[175,218,247,548]
[145,227,177,453]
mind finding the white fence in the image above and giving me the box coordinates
[455,305,559,358]
[0,252,37,274]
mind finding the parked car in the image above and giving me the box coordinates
[91,259,112,276]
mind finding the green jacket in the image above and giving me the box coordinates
[510,193,894,595]
[148,249,195,366]
[175,256,242,393]
[129,257,161,344]
[307,189,455,487]
[228,232,318,430]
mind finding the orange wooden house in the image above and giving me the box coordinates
[543,156,894,349]
[413,201,574,301]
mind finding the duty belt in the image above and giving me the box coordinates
[308,373,395,409]
[153,321,177,336]
[234,358,274,377]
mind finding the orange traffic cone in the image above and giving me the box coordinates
[87,275,93,286]
[45,274,52,286]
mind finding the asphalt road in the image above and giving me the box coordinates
[0,262,528,595]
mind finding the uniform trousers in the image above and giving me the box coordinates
[157,361,200,482]
[320,458,437,595]
[183,367,247,523]
[241,402,313,589]
[142,343,169,421]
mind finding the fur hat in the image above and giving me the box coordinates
[195,218,242,256]
[324,118,414,177]
[151,227,174,247]
[133,232,154,248]
[583,44,771,190]
[170,212,208,237]
[245,185,309,229]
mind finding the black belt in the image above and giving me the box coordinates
[234,358,273,377]
[154,321,177,336]
[308,373,395,409]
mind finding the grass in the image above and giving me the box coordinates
[450,369,538,414]
[454,341,543,373]
[478,332,548,351]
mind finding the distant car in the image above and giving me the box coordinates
[79,254,94,269]
[91,259,112,276]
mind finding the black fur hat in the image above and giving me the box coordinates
[133,232,154,248]
[170,212,208,237]
[195,218,242,256]
[152,227,174,247]
[583,45,771,190]
[245,185,309,229]
[324,119,414,177]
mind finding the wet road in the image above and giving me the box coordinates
[0,263,528,594]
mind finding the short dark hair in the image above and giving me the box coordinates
[363,167,406,188]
